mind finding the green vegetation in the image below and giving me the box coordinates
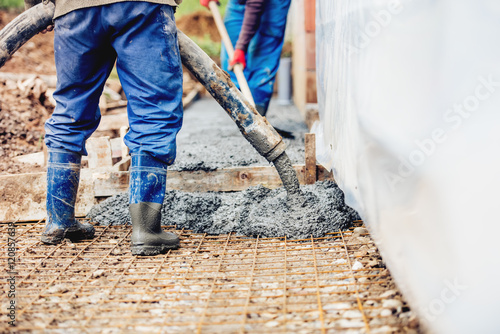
[176,0,228,61]
[0,0,228,12]
[0,0,23,9]
[189,34,221,58]
[176,0,228,17]
[0,0,229,14]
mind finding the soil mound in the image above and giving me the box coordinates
[176,10,221,42]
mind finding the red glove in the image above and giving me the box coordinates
[230,49,246,70]
[200,0,219,8]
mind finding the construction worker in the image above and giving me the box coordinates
[201,0,292,117]
[26,0,183,255]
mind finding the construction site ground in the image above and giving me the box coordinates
[1,7,423,334]
[1,221,422,333]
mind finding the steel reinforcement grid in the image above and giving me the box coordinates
[1,220,420,333]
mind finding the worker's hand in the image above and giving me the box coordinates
[230,49,246,70]
[40,25,54,34]
[200,0,219,8]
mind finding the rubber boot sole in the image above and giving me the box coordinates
[41,229,66,245]
[41,225,95,245]
[274,126,295,139]
[66,228,95,241]
[131,243,179,256]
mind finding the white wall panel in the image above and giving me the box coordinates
[315,1,500,333]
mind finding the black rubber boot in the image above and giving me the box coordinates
[130,202,179,255]
[256,105,268,117]
[42,220,95,245]
[256,105,295,139]
[129,153,179,256]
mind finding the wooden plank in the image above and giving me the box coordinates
[0,172,46,222]
[114,156,131,172]
[306,70,318,104]
[305,133,317,184]
[86,137,113,169]
[305,103,320,130]
[306,31,316,71]
[119,126,129,160]
[0,165,334,222]
[182,84,202,109]
[12,151,44,165]
[304,0,316,33]
[109,137,123,158]
[93,171,129,197]
[0,72,57,87]
[93,164,334,196]
[0,169,98,222]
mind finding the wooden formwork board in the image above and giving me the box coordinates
[0,164,333,222]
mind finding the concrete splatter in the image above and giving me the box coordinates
[87,181,360,239]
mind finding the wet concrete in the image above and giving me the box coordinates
[272,151,301,196]
[87,98,360,238]
[87,181,360,239]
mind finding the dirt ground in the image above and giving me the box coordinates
[0,9,217,175]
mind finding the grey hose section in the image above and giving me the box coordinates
[0,2,55,68]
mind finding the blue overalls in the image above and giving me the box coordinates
[45,2,183,166]
[221,0,292,114]
[41,3,183,245]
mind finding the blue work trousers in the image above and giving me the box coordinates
[45,2,183,165]
[222,0,292,113]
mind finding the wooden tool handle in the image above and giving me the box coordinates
[208,1,256,107]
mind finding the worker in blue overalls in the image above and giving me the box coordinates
[26,0,183,256]
[201,0,292,117]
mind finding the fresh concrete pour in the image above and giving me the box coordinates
[87,98,360,238]
[87,181,359,239]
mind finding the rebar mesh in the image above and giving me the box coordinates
[1,220,420,333]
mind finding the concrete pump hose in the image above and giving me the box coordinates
[0,2,55,68]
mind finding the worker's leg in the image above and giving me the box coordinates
[46,8,116,154]
[222,0,292,115]
[42,7,116,244]
[221,0,245,90]
[104,3,183,254]
[109,3,183,165]
[128,153,179,255]
[42,150,95,244]
[246,0,292,115]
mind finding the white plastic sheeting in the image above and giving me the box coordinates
[315,1,500,333]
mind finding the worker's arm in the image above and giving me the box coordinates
[229,0,266,69]
[234,0,266,53]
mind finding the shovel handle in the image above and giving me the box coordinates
[208,1,255,107]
